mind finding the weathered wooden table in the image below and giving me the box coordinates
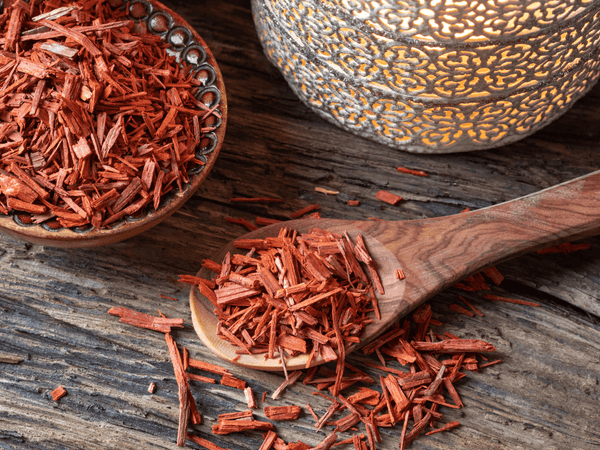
[1,1,599,449]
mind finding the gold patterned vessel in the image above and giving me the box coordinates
[252,0,600,153]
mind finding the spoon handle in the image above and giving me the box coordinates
[463,169,600,264]
[372,169,600,308]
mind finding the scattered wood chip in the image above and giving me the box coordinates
[51,385,67,401]
[290,204,320,218]
[186,433,231,450]
[221,375,247,390]
[245,387,257,409]
[459,295,484,317]
[264,405,302,421]
[483,293,541,307]
[259,430,278,450]
[375,190,403,205]
[396,167,427,177]
[315,187,339,195]
[108,307,184,333]
[449,303,475,317]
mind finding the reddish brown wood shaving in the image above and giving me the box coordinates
[287,441,311,450]
[165,333,201,446]
[306,403,319,422]
[221,375,246,390]
[412,339,496,353]
[330,412,361,432]
[331,434,364,448]
[148,382,157,394]
[375,190,402,205]
[264,405,302,421]
[425,420,460,435]
[482,267,504,285]
[312,432,338,450]
[186,433,231,450]
[453,273,491,292]
[218,410,254,421]
[187,373,216,384]
[442,378,463,408]
[316,401,340,431]
[272,370,302,400]
[244,386,258,409]
[482,293,541,307]
[290,204,320,218]
[361,327,404,355]
[396,167,427,177]
[51,385,67,401]
[256,217,282,225]
[187,358,231,376]
[201,259,223,273]
[347,199,360,206]
[353,233,384,296]
[458,295,484,317]
[0,0,219,229]
[108,307,184,333]
[212,419,274,435]
[226,217,259,231]
[449,303,475,317]
[348,387,380,406]
[259,430,278,450]
[479,359,502,369]
[350,434,367,450]
[315,187,339,195]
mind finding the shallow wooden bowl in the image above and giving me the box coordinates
[0,0,227,248]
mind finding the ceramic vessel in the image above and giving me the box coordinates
[252,0,600,153]
[0,0,227,247]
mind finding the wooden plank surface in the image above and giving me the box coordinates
[1,1,599,449]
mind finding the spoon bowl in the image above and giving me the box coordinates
[190,170,600,371]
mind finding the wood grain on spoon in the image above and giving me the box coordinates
[190,170,600,371]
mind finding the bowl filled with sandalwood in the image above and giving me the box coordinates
[0,0,226,247]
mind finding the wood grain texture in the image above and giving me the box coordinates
[1,0,600,449]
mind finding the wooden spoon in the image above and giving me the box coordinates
[190,170,600,371]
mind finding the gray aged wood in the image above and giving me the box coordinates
[1,1,599,449]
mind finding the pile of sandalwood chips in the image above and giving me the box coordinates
[0,0,219,228]
[195,226,388,379]
[170,227,500,449]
